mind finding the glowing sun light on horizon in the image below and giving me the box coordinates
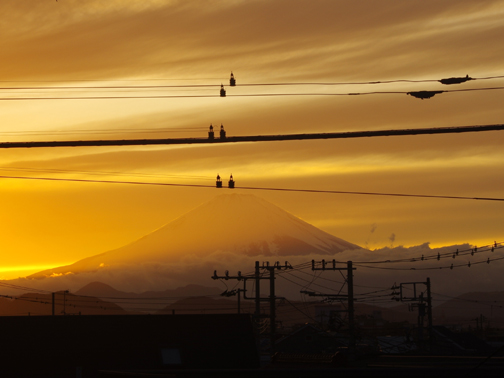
[0,263,73,281]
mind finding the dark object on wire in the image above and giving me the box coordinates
[439,74,473,85]
[407,90,444,99]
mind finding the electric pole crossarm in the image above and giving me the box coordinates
[311,259,356,271]
[212,271,271,280]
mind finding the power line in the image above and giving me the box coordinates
[353,255,504,271]
[347,242,503,265]
[0,127,207,137]
[1,86,503,100]
[0,282,52,294]
[0,166,212,181]
[1,123,503,149]
[1,74,502,90]
[1,174,503,202]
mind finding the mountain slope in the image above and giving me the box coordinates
[30,194,361,278]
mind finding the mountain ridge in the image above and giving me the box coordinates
[29,194,362,278]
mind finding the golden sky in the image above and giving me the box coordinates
[1,0,503,279]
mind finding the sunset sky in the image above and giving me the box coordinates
[1,0,503,280]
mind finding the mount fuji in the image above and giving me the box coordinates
[30,193,361,279]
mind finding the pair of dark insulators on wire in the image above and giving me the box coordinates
[208,124,226,140]
[216,174,235,188]
[220,72,236,97]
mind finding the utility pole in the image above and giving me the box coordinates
[62,290,69,315]
[347,261,355,351]
[303,260,356,356]
[213,261,292,354]
[255,261,261,318]
[426,277,432,331]
[392,278,433,349]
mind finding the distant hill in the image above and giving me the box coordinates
[433,291,504,326]
[73,282,223,311]
[156,296,419,328]
[0,291,126,316]
[75,281,222,298]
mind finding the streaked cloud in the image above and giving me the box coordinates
[0,0,503,278]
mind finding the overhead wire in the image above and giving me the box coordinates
[0,166,213,181]
[2,124,503,150]
[1,74,502,90]
[353,255,504,271]
[331,241,503,264]
[1,86,504,100]
[0,174,503,202]
[0,282,52,294]
[0,127,207,137]
[3,249,503,314]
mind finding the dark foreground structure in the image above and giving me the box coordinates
[0,314,259,378]
[2,313,504,378]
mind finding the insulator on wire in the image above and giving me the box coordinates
[208,124,214,140]
[487,258,490,264]
[468,261,471,268]
[450,264,453,270]
[220,124,226,139]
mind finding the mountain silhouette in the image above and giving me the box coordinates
[0,291,126,316]
[75,282,221,299]
[29,193,361,278]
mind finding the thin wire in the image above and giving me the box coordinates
[2,124,503,149]
[0,127,207,137]
[283,298,320,324]
[0,78,223,83]
[279,267,345,285]
[279,271,338,292]
[0,166,212,181]
[327,242,502,264]
[354,255,504,271]
[2,75,502,90]
[0,282,52,294]
[1,86,504,100]
[1,174,503,202]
